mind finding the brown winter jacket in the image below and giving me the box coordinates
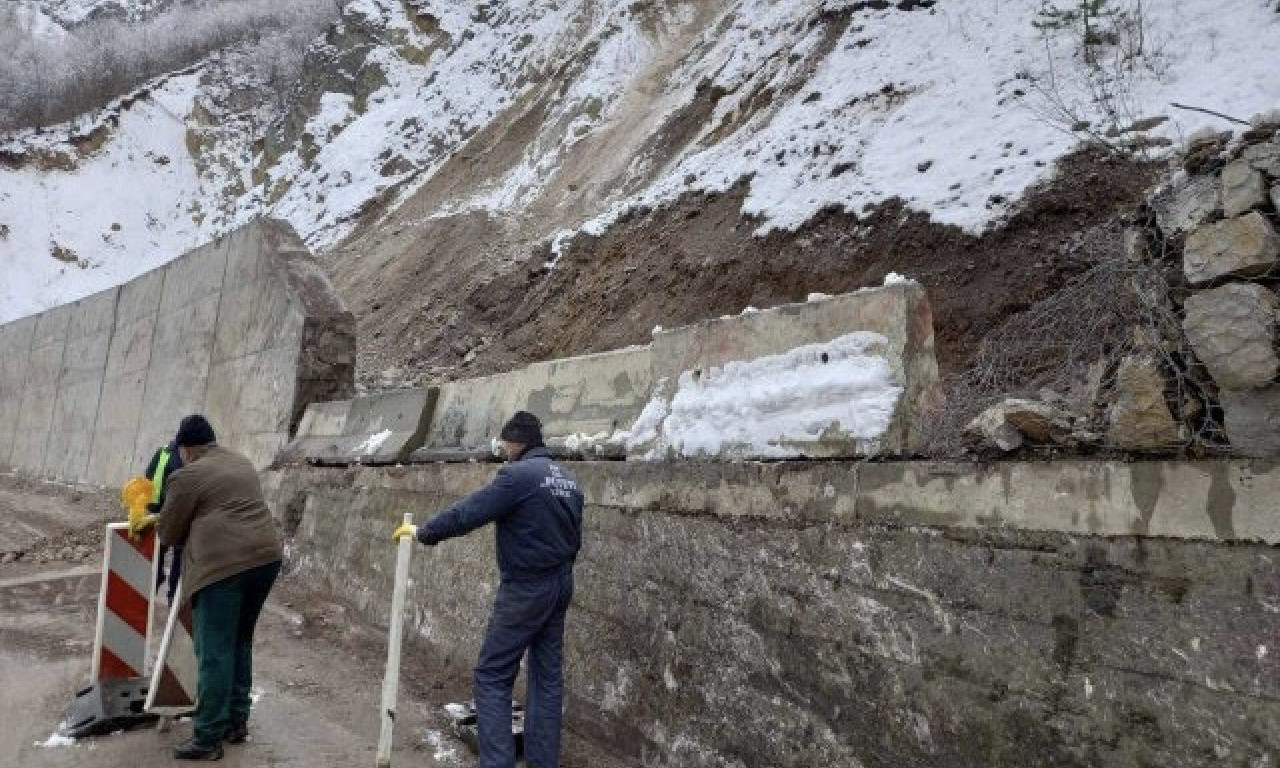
[157,445,283,606]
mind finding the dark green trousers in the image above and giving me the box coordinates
[191,560,281,746]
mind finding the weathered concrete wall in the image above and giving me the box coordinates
[425,345,654,453]
[266,458,1279,768]
[0,219,354,486]
[650,282,940,455]
[287,282,938,463]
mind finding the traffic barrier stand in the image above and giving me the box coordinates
[145,581,198,720]
[60,524,160,738]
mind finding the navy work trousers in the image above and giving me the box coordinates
[475,568,574,768]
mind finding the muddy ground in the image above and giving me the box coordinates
[0,474,625,768]
[327,148,1159,391]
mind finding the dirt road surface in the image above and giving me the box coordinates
[0,474,623,768]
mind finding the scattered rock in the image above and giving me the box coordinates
[1107,354,1180,450]
[0,551,16,564]
[965,398,1073,451]
[1220,159,1269,217]
[1239,141,1280,177]
[1151,173,1220,237]
[1183,211,1280,285]
[964,407,1023,452]
[1125,116,1168,133]
[1183,283,1279,390]
[50,242,80,264]
[1123,227,1150,262]
[1220,386,1280,457]
[1182,130,1231,174]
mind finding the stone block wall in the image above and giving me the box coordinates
[266,458,1280,768]
[0,218,354,486]
[1171,123,1280,456]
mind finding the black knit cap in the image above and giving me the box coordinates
[499,410,543,447]
[174,414,217,447]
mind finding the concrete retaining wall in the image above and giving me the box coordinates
[0,219,355,486]
[266,457,1280,768]
[287,282,938,463]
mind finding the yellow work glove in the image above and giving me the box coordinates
[121,476,154,518]
[391,522,418,543]
[128,512,158,540]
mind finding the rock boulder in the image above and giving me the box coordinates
[1107,354,1180,449]
[1182,283,1279,390]
[1184,211,1280,285]
[1151,173,1221,237]
[1221,159,1269,218]
[965,399,1074,451]
[1220,386,1280,457]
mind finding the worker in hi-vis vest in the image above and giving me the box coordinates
[145,440,184,603]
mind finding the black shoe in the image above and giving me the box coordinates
[224,722,249,744]
[173,738,224,761]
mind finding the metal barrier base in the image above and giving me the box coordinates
[61,677,158,738]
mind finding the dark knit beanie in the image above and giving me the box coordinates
[499,411,544,447]
[174,414,217,447]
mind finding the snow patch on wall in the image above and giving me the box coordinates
[635,332,903,459]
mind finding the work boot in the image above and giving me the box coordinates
[172,737,224,761]
[224,722,249,744]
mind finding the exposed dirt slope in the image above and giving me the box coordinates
[328,148,1159,389]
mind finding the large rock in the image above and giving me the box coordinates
[964,399,1074,452]
[1220,159,1269,217]
[1183,211,1280,285]
[965,407,1024,451]
[1182,283,1279,390]
[1107,354,1180,450]
[1151,173,1221,237]
[1220,386,1280,457]
[1240,141,1280,177]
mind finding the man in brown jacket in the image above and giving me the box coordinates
[155,414,283,761]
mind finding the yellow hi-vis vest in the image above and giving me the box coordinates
[150,447,173,505]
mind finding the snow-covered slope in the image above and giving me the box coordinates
[4,0,1280,321]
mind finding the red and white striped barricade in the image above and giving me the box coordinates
[61,523,160,737]
[145,586,198,715]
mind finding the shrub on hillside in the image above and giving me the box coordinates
[0,0,343,132]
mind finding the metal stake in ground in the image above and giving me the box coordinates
[376,512,415,768]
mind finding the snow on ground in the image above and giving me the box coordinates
[37,0,167,25]
[11,1,69,37]
[550,0,1280,249]
[0,72,244,321]
[4,0,1280,321]
[632,331,904,459]
[35,731,76,748]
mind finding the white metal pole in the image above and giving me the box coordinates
[375,513,415,768]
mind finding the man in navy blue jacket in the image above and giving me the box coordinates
[394,411,584,768]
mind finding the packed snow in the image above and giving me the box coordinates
[36,731,77,748]
[353,428,394,455]
[631,331,904,459]
[5,0,1280,321]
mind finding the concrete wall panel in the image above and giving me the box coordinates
[0,315,37,468]
[0,218,354,486]
[425,346,653,452]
